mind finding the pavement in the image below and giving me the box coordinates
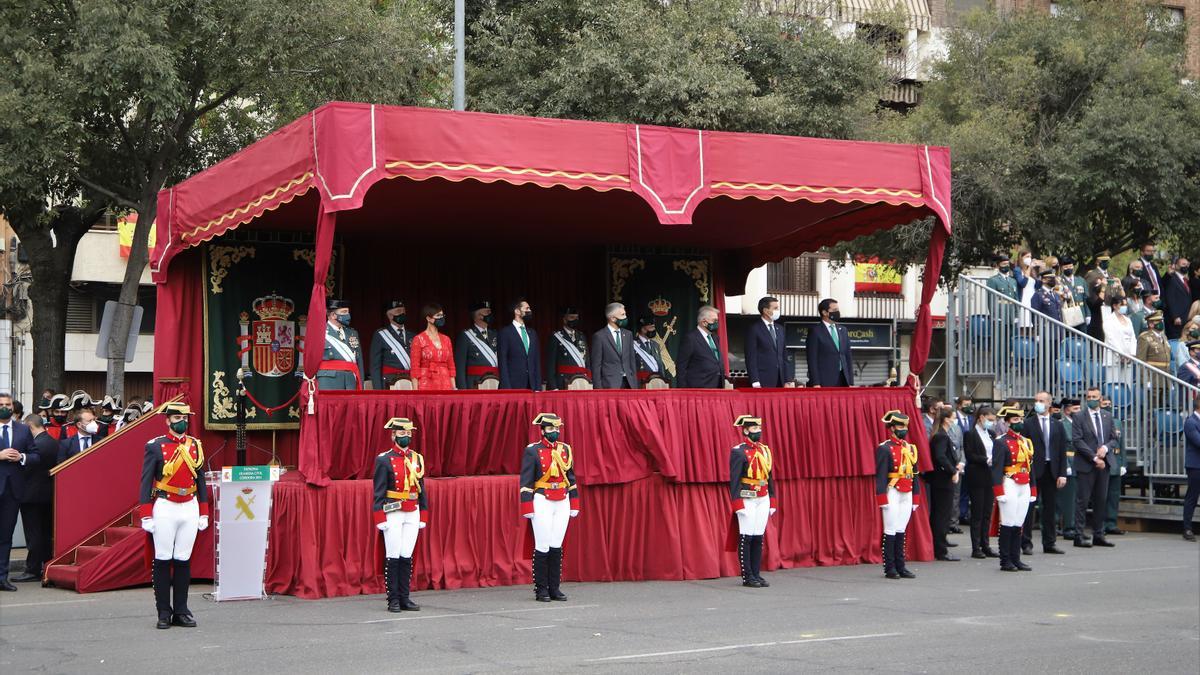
[2,530,1198,674]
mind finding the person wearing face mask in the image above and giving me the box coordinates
[1084,251,1114,290]
[987,254,1020,338]
[745,296,794,389]
[0,393,36,591]
[805,298,854,387]
[546,306,590,390]
[499,298,541,390]
[633,317,669,387]
[373,417,428,612]
[963,406,999,559]
[316,298,364,390]
[369,300,412,390]
[1122,260,1146,299]
[992,405,1036,571]
[925,408,960,562]
[138,403,209,628]
[520,413,580,602]
[454,300,500,390]
[675,305,727,389]
[876,410,921,579]
[1058,256,1089,328]
[1125,287,1148,336]
[409,303,456,391]
[97,396,122,436]
[1020,392,1070,556]
[57,410,102,463]
[1181,395,1200,542]
[43,394,74,441]
[1100,397,1128,537]
[1139,243,1162,294]
[726,415,778,587]
[1056,398,1082,539]
[14,414,56,583]
[1137,311,1172,406]
[590,303,637,390]
[1164,256,1192,369]
[1102,294,1137,383]
[1070,387,1117,548]
[1177,339,1200,389]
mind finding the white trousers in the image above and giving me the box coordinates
[882,488,913,535]
[531,494,571,553]
[383,509,421,558]
[736,495,771,535]
[998,478,1031,527]
[152,498,199,561]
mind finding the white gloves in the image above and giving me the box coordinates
[523,512,535,520]
[736,508,748,516]
[1028,496,1037,504]
[997,495,1008,504]
[879,504,889,510]
[198,516,209,531]
[140,518,155,534]
[569,510,579,518]
[911,503,919,512]
[769,508,777,516]
[376,521,389,532]
[418,522,427,529]
[1119,467,1127,476]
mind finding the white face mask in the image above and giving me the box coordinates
[1022,256,1032,266]
[84,421,99,435]
[770,310,781,322]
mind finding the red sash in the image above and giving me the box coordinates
[318,359,361,389]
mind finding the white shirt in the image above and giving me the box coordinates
[512,320,525,331]
[975,426,994,465]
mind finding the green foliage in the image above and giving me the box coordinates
[467,0,888,138]
[838,0,1200,280]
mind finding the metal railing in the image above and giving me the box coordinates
[951,275,1198,480]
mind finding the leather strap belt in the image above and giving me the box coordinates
[740,478,767,486]
[154,481,195,497]
[535,481,569,490]
[887,472,912,479]
[386,490,417,500]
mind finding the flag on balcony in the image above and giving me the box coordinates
[854,258,902,294]
[116,213,157,258]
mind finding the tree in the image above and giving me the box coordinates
[838,0,1200,281]
[467,0,888,138]
[1,0,450,401]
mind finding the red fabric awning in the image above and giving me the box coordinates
[151,103,950,283]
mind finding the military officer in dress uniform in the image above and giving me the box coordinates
[520,413,579,602]
[1137,311,1172,406]
[986,254,1019,300]
[728,415,777,588]
[633,317,669,386]
[992,404,1035,572]
[43,395,72,440]
[545,307,590,390]
[875,410,920,579]
[97,396,122,436]
[1179,340,1200,389]
[453,301,500,389]
[1085,251,1122,298]
[369,301,412,390]
[1059,256,1089,328]
[316,298,364,390]
[373,417,427,612]
[1031,270,1064,322]
[138,403,209,629]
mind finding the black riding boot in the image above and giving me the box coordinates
[999,527,1017,571]
[397,556,420,611]
[533,550,550,601]
[385,557,402,612]
[548,547,568,601]
[750,535,768,586]
[1012,527,1032,571]
[895,532,915,578]
[170,559,196,627]
[739,535,761,587]
[153,559,173,629]
[883,534,898,578]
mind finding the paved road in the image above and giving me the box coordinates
[2,531,1197,673]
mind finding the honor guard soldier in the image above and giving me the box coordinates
[98,396,122,436]
[1180,340,1200,389]
[138,403,209,629]
[317,298,364,390]
[43,394,72,440]
[373,418,427,612]
[633,317,669,386]
[876,410,920,579]
[993,405,1035,572]
[520,413,579,602]
[728,415,777,588]
[546,307,590,389]
[369,301,412,390]
[454,301,500,389]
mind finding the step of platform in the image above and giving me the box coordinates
[46,564,81,591]
[73,545,108,566]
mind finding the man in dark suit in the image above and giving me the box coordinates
[745,296,794,389]
[56,408,102,464]
[675,305,726,388]
[14,415,57,582]
[1139,243,1162,294]
[1181,395,1200,541]
[498,298,541,390]
[1070,387,1118,548]
[589,303,638,389]
[1022,391,1070,555]
[1163,256,1192,364]
[805,298,854,387]
[0,393,36,591]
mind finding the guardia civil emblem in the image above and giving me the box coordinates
[236,293,305,377]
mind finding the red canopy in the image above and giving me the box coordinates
[152,102,950,378]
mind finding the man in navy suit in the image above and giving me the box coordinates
[805,298,854,387]
[1071,387,1118,548]
[0,392,36,591]
[1182,395,1200,541]
[745,296,794,389]
[14,415,57,582]
[1021,391,1070,554]
[498,298,541,390]
[675,305,727,388]
[57,408,102,464]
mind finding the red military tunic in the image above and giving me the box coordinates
[138,434,210,519]
[993,432,1038,498]
[519,440,580,516]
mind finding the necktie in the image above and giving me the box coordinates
[1042,417,1049,444]
[82,436,91,451]
[829,324,840,349]
[1,424,8,450]
[614,329,622,352]
[1093,412,1102,441]
[769,322,777,344]
[520,325,529,353]
[706,333,719,360]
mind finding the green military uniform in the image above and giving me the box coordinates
[1084,252,1123,300]
[454,302,500,389]
[632,317,670,385]
[1056,400,1079,538]
[986,267,1019,301]
[986,256,1019,338]
[1136,312,1172,407]
[1059,256,1089,327]
[545,308,589,390]
[1104,413,1126,534]
[316,299,365,390]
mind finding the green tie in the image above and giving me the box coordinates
[706,333,719,360]
[520,325,529,353]
[614,329,622,352]
[829,324,840,349]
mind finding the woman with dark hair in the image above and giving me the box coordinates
[409,303,456,390]
[963,406,999,559]
[925,407,960,561]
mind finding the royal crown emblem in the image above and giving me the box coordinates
[253,294,295,321]
[236,293,304,378]
[648,296,672,316]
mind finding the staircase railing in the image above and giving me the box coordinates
[951,275,1198,480]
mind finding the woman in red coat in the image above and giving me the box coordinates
[410,303,456,390]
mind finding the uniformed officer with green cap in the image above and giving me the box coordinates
[986,253,1019,300]
[1058,255,1088,328]
[316,298,365,390]
[369,300,412,390]
[632,316,670,386]
[1137,311,1172,406]
[454,301,500,389]
[545,307,590,390]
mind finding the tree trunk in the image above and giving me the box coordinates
[105,195,157,403]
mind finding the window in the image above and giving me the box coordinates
[767,255,820,295]
[64,283,157,334]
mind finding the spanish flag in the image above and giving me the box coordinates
[853,258,902,294]
[116,213,157,258]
